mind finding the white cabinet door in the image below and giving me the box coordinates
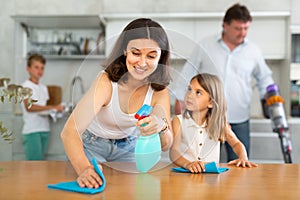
[105,19,132,57]
[248,17,288,59]
[105,18,196,59]
[159,19,196,59]
[104,14,288,60]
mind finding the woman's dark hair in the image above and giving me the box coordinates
[104,18,171,91]
[223,3,252,24]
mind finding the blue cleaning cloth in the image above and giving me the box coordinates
[48,158,106,194]
[172,161,229,174]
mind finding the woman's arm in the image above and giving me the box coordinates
[154,89,173,151]
[169,116,205,173]
[136,88,173,151]
[226,125,258,167]
[60,73,112,187]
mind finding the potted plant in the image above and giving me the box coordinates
[0,77,35,143]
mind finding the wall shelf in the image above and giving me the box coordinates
[12,15,103,28]
[12,15,106,59]
[42,54,106,60]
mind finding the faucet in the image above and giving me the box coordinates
[68,76,85,111]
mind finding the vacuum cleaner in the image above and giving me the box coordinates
[263,84,292,163]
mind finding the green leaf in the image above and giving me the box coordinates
[0,127,7,133]
[8,94,13,102]
[0,78,10,88]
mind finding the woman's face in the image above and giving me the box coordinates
[184,78,212,113]
[125,38,161,81]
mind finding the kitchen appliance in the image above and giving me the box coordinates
[265,84,292,163]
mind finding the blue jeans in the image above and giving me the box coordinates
[225,120,250,162]
[81,129,137,163]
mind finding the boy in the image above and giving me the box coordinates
[21,54,64,160]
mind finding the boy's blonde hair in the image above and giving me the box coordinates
[183,73,227,142]
[27,54,46,67]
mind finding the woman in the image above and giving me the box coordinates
[61,18,173,188]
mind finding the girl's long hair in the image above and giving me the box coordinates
[184,73,227,142]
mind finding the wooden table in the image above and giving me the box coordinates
[0,161,300,200]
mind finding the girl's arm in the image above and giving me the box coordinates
[60,73,112,188]
[170,116,205,173]
[226,125,258,167]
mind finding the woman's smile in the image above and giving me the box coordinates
[125,38,161,80]
[134,66,147,74]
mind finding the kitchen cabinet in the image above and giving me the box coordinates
[290,32,300,116]
[37,12,285,61]
[248,118,300,163]
[12,15,106,59]
[102,11,290,60]
[291,33,300,64]
[2,115,68,161]
[0,115,13,161]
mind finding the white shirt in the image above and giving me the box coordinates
[175,34,274,123]
[177,115,220,163]
[21,80,50,134]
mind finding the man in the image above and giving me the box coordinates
[174,3,274,161]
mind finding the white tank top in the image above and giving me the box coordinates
[87,81,154,139]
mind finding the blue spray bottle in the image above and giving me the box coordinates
[134,104,162,172]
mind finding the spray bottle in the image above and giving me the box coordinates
[134,104,162,172]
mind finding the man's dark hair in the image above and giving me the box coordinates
[223,3,252,24]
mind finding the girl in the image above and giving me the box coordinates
[61,18,173,188]
[170,73,257,173]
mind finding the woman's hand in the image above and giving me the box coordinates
[185,161,206,173]
[227,159,258,168]
[77,164,103,188]
[136,115,166,136]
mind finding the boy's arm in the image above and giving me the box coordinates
[23,99,64,112]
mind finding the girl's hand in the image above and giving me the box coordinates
[185,161,206,173]
[77,164,103,188]
[227,159,258,168]
[137,115,166,136]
